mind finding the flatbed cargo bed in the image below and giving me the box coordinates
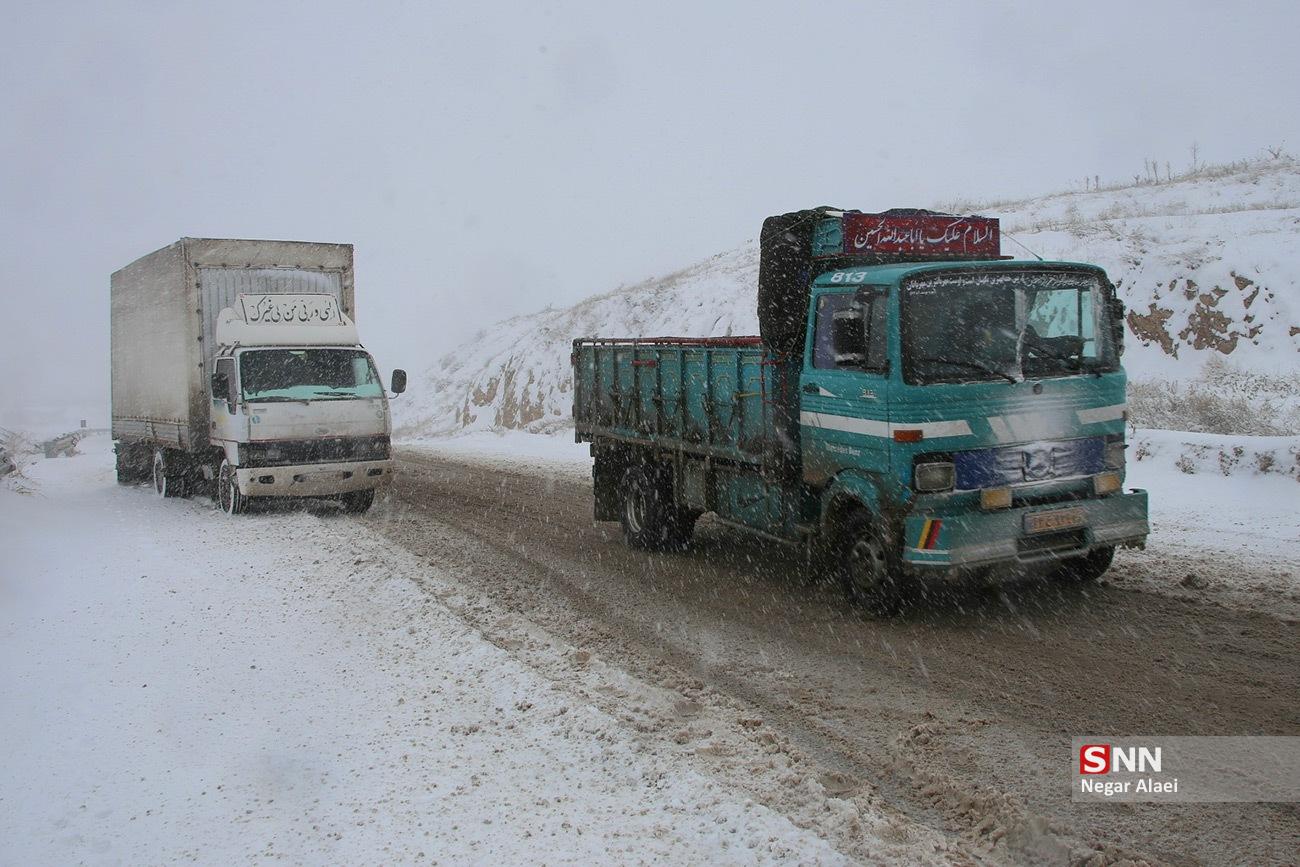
[572,336,789,465]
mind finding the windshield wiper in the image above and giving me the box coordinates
[913,356,1019,384]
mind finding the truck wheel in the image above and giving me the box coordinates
[1058,545,1115,582]
[341,489,375,514]
[152,449,186,498]
[217,460,247,515]
[840,510,907,612]
[620,467,676,550]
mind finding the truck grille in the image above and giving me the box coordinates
[245,436,389,467]
[955,437,1104,490]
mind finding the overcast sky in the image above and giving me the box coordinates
[3,0,1298,427]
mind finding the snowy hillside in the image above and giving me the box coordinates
[396,157,1300,438]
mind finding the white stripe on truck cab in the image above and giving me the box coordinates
[799,412,973,439]
[1076,403,1126,425]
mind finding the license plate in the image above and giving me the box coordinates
[1024,507,1086,534]
[297,471,349,482]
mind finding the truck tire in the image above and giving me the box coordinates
[152,449,186,498]
[217,460,247,515]
[341,489,375,514]
[839,509,908,613]
[1058,545,1115,582]
[620,466,682,551]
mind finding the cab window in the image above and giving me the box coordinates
[812,293,887,373]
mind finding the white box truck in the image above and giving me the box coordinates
[111,238,406,514]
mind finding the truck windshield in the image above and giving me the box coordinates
[239,349,383,401]
[901,270,1117,385]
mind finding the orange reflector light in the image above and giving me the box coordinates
[893,429,924,443]
[1093,471,1122,496]
[980,487,1012,510]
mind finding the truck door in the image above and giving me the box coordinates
[210,357,246,449]
[799,289,890,485]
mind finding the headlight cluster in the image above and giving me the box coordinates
[913,458,955,492]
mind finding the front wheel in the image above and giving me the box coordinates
[217,460,247,515]
[1058,545,1115,582]
[340,489,375,514]
[840,510,908,613]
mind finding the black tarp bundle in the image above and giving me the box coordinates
[756,206,842,484]
[757,207,842,358]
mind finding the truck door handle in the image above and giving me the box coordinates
[802,383,820,394]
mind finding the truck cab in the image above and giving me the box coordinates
[208,293,402,514]
[800,259,1147,589]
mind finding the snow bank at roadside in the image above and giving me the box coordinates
[0,436,886,864]
[403,429,593,482]
[1111,428,1300,617]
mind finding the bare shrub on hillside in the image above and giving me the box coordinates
[1128,358,1300,436]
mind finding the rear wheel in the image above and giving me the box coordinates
[341,489,375,514]
[840,510,908,613]
[217,460,247,515]
[152,449,186,498]
[620,466,688,551]
[1058,545,1115,582]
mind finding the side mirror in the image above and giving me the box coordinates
[390,368,407,395]
[1108,296,1126,356]
[831,306,865,367]
[212,369,238,413]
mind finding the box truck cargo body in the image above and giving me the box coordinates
[111,238,404,514]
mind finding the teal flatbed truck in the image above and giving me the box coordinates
[572,208,1149,606]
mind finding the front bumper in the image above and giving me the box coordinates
[235,459,395,497]
[903,489,1148,569]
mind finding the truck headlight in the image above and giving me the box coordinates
[914,460,955,493]
[1104,440,1126,470]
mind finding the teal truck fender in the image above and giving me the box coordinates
[816,469,897,537]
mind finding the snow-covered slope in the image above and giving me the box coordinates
[397,157,1300,437]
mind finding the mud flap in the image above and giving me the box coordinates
[593,448,622,522]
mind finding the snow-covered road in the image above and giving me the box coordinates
[4,432,1298,865]
[1,438,924,865]
[383,432,1300,865]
